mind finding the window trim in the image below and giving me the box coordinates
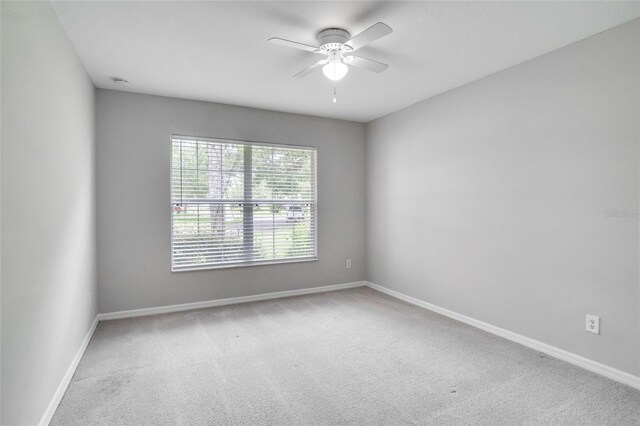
[170,134,318,272]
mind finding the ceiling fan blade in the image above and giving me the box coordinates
[293,59,326,78]
[346,55,388,73]
[268,37,319,53]
[344,22,392,51]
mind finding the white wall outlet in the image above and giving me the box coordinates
[585,314,600,334]
[346,259,352,269]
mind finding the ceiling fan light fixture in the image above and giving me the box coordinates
[322,60,348,81]
[268,22,392,81]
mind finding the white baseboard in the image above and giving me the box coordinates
[365,281,640,391]
[98,281,366,321]
[39,315,99,426]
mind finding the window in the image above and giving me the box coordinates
[171,135,317,271]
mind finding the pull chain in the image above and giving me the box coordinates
[332,87,337,103]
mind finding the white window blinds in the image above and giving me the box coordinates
[171,136,317,271]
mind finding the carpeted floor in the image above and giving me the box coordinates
[52,287,640,425]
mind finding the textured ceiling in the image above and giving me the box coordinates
[52,1,640,122]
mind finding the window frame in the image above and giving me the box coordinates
[170,134,318,272]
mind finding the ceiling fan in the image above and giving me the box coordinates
[268,22,393,81]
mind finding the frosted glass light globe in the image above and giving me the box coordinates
[322,60,348,81]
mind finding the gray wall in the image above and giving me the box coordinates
[366,19,640,375]
[96,90,366,313]
[1,2,97,425]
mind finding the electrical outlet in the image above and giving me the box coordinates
[585,314,600,334]
[346,259,352,269]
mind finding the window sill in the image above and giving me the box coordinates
[171,256,318,272]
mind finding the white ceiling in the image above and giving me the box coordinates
[52,1,639,123]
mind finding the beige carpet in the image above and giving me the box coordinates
[52,287,640,425]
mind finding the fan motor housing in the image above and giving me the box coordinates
[317,28,351,50]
